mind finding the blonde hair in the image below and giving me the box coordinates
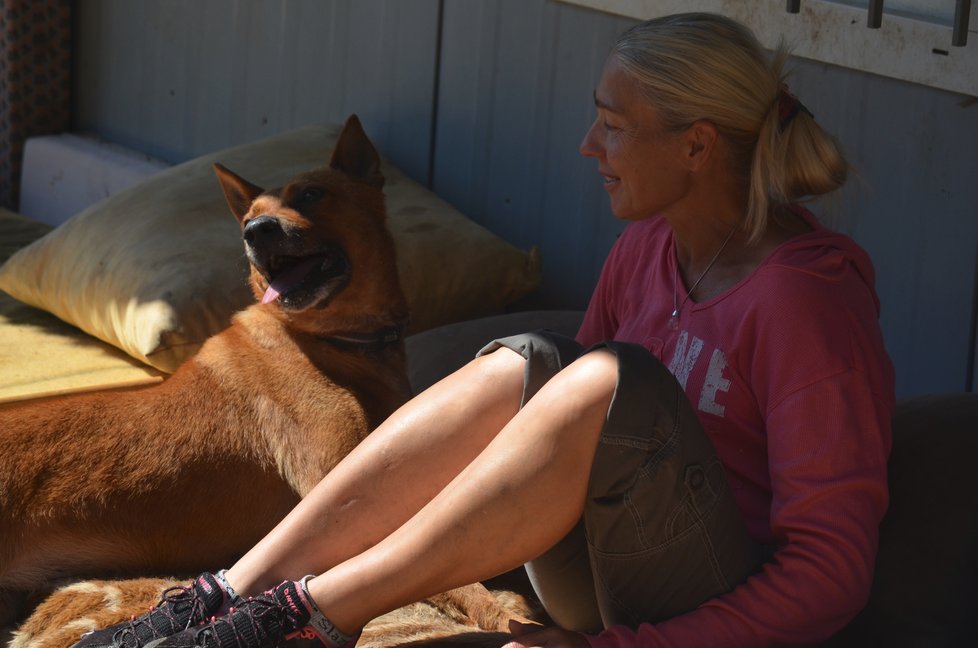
[611,13,848,241]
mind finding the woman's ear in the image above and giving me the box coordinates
[683,120,719,171]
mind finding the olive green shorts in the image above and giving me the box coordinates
[477,330,763,632]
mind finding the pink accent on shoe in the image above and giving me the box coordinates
[285,628,320,643]
[197,575,214,595]
[284,625,360,648]
[282,582,312,618]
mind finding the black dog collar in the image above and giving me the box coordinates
[320,324,405,353]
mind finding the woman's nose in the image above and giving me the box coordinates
[580,119,601,158]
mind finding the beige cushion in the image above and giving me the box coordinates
[0,208,164,405]
[0,124,541,372]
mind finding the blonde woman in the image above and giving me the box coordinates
[72,13,893,648]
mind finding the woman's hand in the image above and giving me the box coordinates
[504,620,591,648]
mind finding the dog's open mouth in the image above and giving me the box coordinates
[260,248,349,309]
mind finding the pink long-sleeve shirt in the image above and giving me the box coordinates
[577,210,894,647]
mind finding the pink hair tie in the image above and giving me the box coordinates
[777,85,814,132]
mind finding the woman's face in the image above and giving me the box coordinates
[580,56,691,221]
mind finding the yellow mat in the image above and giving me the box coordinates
[0,208,163,405]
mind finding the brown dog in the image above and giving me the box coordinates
[0,115,414,627]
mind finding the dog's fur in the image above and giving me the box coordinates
[0,115,416,627]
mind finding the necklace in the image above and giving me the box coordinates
[668,226,737,330]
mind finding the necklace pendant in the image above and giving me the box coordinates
[668,309,680,330]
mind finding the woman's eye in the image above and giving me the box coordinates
[603,121,620,132]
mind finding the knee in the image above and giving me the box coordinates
[468,346,527,392]
[572,348,619,380]
[559,349,619,401]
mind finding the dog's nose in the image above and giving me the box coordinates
[243,215,283,246]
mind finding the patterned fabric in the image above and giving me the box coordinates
[0,0,71,209]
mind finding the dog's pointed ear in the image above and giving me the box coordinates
[330,114,385,188]
[213,163,263,222]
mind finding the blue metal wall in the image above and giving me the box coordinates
[72,0,978,397]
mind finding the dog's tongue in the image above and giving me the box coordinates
[261,257,323,304]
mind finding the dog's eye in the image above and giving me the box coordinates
[298,187,324,204]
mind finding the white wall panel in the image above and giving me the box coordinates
[561,0,978,96]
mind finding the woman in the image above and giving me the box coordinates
[74,12,893,648]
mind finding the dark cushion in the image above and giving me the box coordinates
[404,310,585,394]
[830,392,978,646]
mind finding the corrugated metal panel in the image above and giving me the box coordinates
[434,0,634,309]
[435,0,978,396]
[70,0,978,396]
[790,58,978,396]
[73,0,440,184]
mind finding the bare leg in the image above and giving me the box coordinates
[225,347,529,595]
[304,349,619,634]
